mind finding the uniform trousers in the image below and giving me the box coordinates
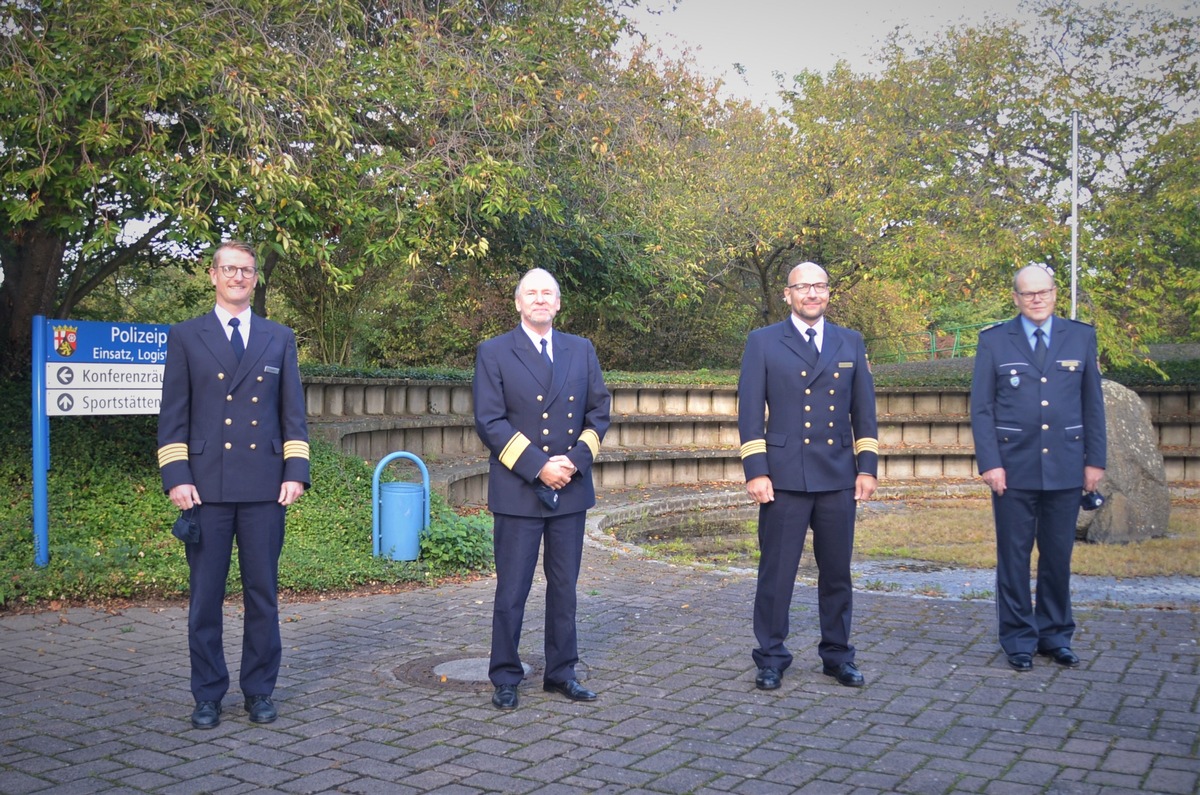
[185,501,285,702]
[490,510,586,687]
[753,488,856,672]
[991,487,1077,655]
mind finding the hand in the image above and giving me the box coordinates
[538,457,575,489]
[1084,466,1105,492]
[746,475,774,504]
[855,474,878,501]
[278,481,305,506]
[981,467,1006,496]
[168,484,201,510]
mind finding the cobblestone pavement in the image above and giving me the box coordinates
[2,506,1198,794]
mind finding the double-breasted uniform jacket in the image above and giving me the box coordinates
[738,319,879,490]
[473,327,610,516]
[157,311,311,500]
[970,316,1106,490]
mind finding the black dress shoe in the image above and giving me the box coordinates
[755,667,782,690]
[1038,647,1080,668]
[1006,652,1034,671]
[244,694,277,724]
[822,661,865,687]
[492,684,519,710]
[190,700,221,729]
[543,679,597,701]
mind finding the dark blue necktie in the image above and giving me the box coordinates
[540,337,552,371]
[229,317,245,362]
[805,328,818,355]
[1032,328,1047,368]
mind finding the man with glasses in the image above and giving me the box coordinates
[738,261,879,691]
[970,264,1106,672]
[157,241,310,728]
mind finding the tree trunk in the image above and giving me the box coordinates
[0,227,68,380]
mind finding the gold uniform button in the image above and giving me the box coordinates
[543,446,550,452]
[542,429,550,435]
[805,389,812,395]
[1011,369,1018,375]
[829,405,835,411]
[829,389,835,395]
[801,371,808,377]
[542,413,549,419]
[1041,400,1049,407]
[568,428,575,435]
[829,422,834,427]
[537,395,544,402]
[251,420,258,426]
[218,373,225,380]
[804,422,811,429]
[567,413,574,418]
[226,395,233,402]
[1042,448,1049,454]
[804,405,812,412]
[1042,424,1049,430]
[569,396,576,402]
[833,372,840,378]
[1041,377,1048,383]
[251,397,259,403]
[804,438,811,444]
[257,376,264,382]
[224,442,232,450]
[250,444,256,450]
[828,439,834,445]
[225,418,232,426]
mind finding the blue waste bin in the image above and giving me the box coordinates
[372,452,430,561]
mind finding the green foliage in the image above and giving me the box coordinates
[0,381,492,610]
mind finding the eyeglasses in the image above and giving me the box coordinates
[787,282,829,294]
[214,265,257,279]
[1016,288,1055,301]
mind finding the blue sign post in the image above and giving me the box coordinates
[31,317,170,567]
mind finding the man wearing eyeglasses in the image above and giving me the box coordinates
[157,241,310,728]
[970,264,1105,672]
[738,261,879,691]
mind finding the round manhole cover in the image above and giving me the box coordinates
[393,653,540,692]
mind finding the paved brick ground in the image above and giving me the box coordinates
[2,514,1198,794]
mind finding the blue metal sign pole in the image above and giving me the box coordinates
[31,316,50,567]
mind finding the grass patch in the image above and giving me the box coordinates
[856,497,1200,577]
[0,381,493,612]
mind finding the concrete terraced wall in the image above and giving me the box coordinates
[303,378,1200,506]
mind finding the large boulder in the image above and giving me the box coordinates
[1077,379,1170,543]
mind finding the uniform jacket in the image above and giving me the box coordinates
[157,311,310,502]
[474,327,610,517]
[738,319,879,492]
[970,315,1106,490]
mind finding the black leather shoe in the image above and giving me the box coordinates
[822,661,865,687]
[543,679,597,701]
[1006,652,1034,671]
[190,700,221,729]
[755,667,782,690]
[492,684,519,710]
[244,694,277,724]
[1038,647,1080,668]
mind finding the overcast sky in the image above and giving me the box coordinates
[624,0,1197,106]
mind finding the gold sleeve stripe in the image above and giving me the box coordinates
[854,438,880,455]
[283,440,310,460]
[579,428,601,458]
[157,443,189,468]
[499,432,532,470]
[740,440,767,459]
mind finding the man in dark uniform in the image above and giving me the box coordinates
[738,261,879,691]
[157,241,310,729]
[473,267,610,710]
[971,264,1106,672]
